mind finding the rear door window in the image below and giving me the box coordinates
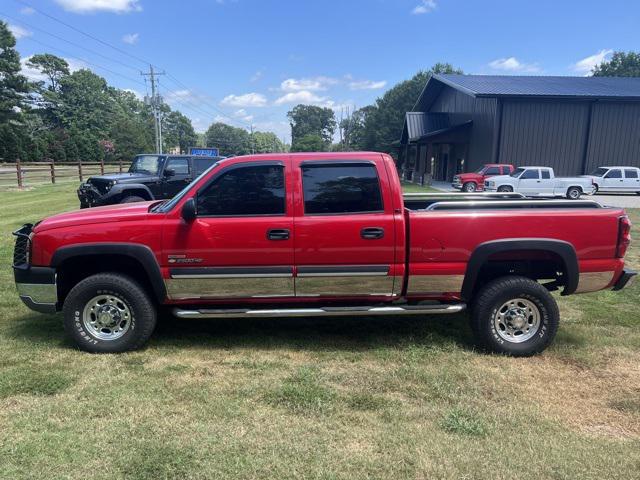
[301,163,383,214]
[624,169,638,179]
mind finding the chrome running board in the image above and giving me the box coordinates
[173,303,466,319]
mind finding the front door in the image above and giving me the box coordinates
[162,159,295,300]
[517,168,541,195]
[292,158,397,298]
[163,157,192,198]
[603,168,623,191]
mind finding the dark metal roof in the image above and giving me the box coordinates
[414,74,640,110]
[401,112,472,144]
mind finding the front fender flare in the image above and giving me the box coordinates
[109,183,155,200]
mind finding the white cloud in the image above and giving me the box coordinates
[488,57,541,73]
[122,33,139,44]
[274,90,328,106]
[220,92,268,107]
[233,109,254,122]
[412,0,437,15]
[571,49,613,75]
[20,7,35,15]
[250,69,264,82]
[54,0,142,14]
[348,79,387,90]
[8,24,32,39]
[280,76,338,92]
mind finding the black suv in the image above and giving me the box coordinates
[77,154,223,208]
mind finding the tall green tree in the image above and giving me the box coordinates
[287,104,336,151]
[26,54,70,92]
[0,21,29,161]
[204,122,251,156]
[163,111,197,153]
[252,131,286,153]
[592,51,640,77]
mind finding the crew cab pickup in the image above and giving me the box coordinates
[452,164,515,192]
[583,166,640,194]
[77,154,223,208]
[484,167,596,199]
[13,153,635,356]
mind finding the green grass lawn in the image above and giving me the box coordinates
[1,183,639,479]
[401,181,440,193]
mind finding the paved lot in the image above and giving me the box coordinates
[430,181,640,208]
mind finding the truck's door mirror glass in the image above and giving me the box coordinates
[164,168,175,177]
[197,164,285,216]
[301,163,383,214]
[181,198,196,221]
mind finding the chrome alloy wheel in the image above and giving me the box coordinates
[82,294,132,341]
[493,298,540,343]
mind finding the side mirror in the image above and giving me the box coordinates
[181,198,196,221]
[164,168,175,178]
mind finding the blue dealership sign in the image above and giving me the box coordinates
[189,147,220,157]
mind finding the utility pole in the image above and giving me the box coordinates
[142,65,165,154]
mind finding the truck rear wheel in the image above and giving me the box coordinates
[471,276,559,356]
[62,273,157,353]
[566,187,582,199]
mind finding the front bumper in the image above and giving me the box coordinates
[612,268,637,291]
[14,265,58,313]
[77,183,109,208]
[451,181,462,190]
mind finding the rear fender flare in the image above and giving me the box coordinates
[51,243,166,302]
[461,238,579,301]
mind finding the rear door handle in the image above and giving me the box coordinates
[267,228,290,240]
[361,227,384,240]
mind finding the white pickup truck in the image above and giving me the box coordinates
[583,166,640,194]
[484,167,595,199]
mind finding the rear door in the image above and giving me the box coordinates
[292,157,398,298]
[623,169,640,191]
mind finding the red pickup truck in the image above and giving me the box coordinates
[13,152,635,356]
[452,164,515,192]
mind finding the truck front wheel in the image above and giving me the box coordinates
[463,182,477,192]
[470,276,559,356]
[120,195,145,204]
[497,186,513,192]
[62,273,157,353]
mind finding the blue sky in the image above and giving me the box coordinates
[4,0,639,141]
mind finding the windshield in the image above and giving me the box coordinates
[589,167,609,177]
[510,167,525,178]
[129,155,162,175]
[154,160,222,213]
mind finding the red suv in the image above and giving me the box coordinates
[452,164,515,192]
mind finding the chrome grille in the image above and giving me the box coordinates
[12,224,33,266]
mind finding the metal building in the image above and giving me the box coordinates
[398,74,640,183]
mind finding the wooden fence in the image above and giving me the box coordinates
[0,160,126,189]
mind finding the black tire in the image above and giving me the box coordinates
[566,187,581,200]
[120,195,145,204]
[62,273,157,353]
[497,186,513,193]
[463,182,477,193]
[471,276,559,357]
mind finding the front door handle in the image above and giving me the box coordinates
[267,228,290,240]
[361,227,384,240]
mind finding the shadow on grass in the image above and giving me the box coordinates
[8,311,475,353]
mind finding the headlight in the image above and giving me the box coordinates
[106,181,116,191]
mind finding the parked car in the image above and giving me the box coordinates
[452,164,515,192]
[484,167,595,199]
[14,153,635,356]
[77,154,223,208]
[583,166,640,194]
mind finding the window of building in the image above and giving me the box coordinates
[302,163,383,214]
[197,164,285,216]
